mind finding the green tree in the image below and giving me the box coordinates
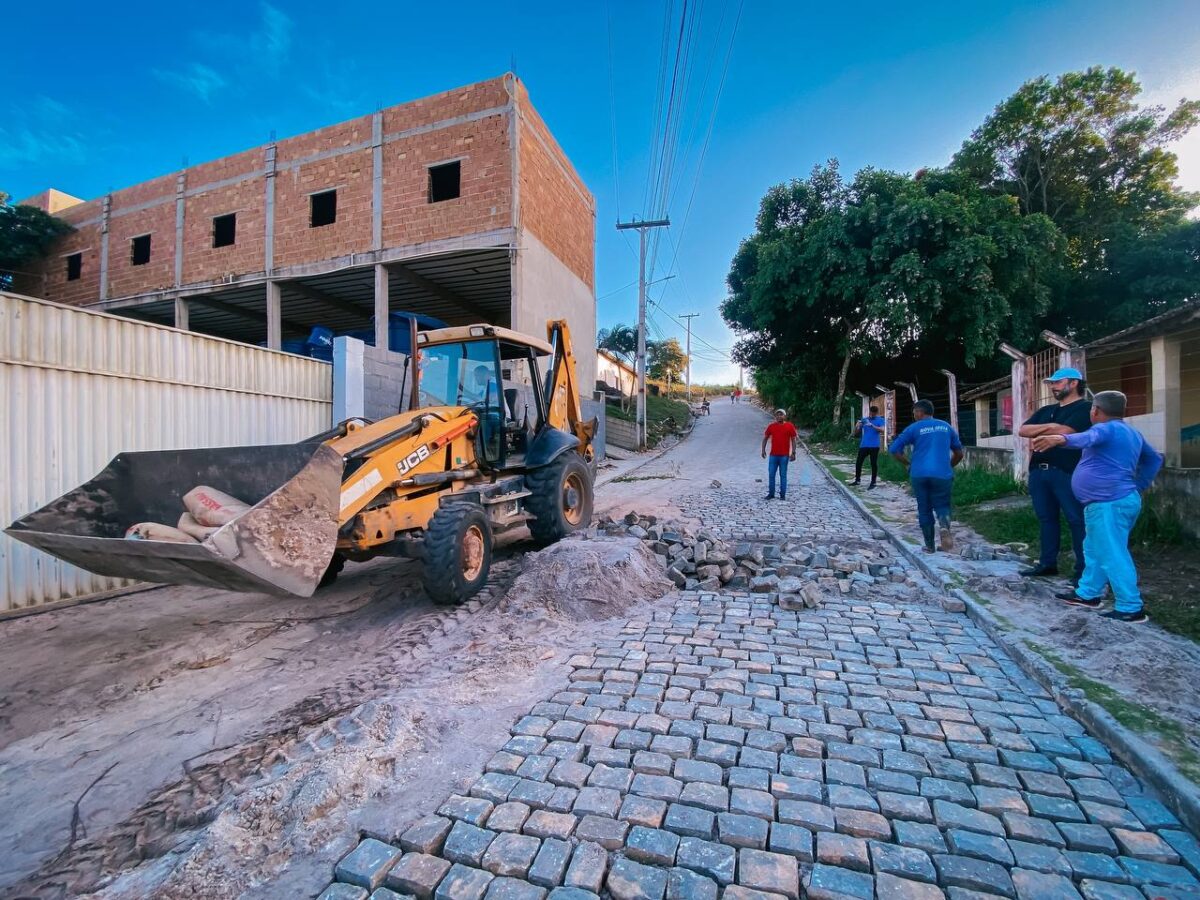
[648,337,687,384]
[0,192,74,281]
[953,67,1200,336]
[597,323,639,366]
[723,162,1061,424]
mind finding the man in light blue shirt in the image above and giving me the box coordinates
[889,399,964,553]
[1033,390,1164,623]
[852,405,886,489]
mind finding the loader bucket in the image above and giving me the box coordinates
[5,441,343,598]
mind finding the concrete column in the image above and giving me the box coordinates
[371,112,384,251]
[374,264,389,350]
[174,297,190,331]
[1151,335,1182,466]
[332,336,366,425]
[174,171,186,288]
[939,369,959,432]
[1011,357,1029,482]
[98,194,112,301]
[975,398,990,438]
[264,144,277,274]
[266,280,282,350]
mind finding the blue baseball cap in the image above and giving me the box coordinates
[1044,367,1083,382]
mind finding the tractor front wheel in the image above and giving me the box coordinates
[526,451,594,546]
[422,504,494,606]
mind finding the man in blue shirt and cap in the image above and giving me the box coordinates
[889,399,964,553]
[1032,390,1164,623]
[852,405,886,489]
[1017,366,1091,582]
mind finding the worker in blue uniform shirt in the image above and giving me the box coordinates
[851,405,887,488]
[889,399,964,553]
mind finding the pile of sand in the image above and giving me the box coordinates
[500,536,672,621]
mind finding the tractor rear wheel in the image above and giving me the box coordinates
[422,504,493,606]
[318,552,346,588]
[526,451,594,546]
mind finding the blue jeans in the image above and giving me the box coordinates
[1077,492,1144,613]
[767,455,790,498]
[911,476,953,549]
[1029,466,1085,574]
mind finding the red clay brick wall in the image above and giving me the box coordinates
[13,200,103,304]
[105,174,177,298]
[515,82,595,289]
[183,147,266,284]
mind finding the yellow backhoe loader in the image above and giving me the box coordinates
[7,320,597,606]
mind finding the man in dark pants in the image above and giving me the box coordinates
[889,400,964,553]
[1016,367,1091,581]
[760,408,798,500]
[851,405,886,488]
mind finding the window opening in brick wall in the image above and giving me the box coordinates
[213,213,237,247]
[310,190,337,227]
[66,252,82,281]
[131,234,151,265]
[428,161,461,203]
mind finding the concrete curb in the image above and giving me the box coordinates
[595,415,697,489]
[804,440,1200,836]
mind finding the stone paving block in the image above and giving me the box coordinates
[728,767,771,791]
[483,877,547,900]
[674,758,723,785]
[528,839,571,888]
[574,814,629,849]
[1126,796,1181,831]
[1080,801,1142,831]
[972,786,1028,817]
[473,774,521,804]
[827,785,879,812]
[817,832,870,872]
[545,787,578,814]
[1117,855,1200,888]
[666,867,718,900]
[1110,827,1180,864]
[933,854,1015,898]
[946,829,1015,866]
[631,774,684,802]
[482,833,541,879]
[1077,881,1142,900]
[834,807,891,841]
[572,787,622,818]
[676,836,737,885]
[562,842,607,893]
[626,825,681,866]
[869,769,921,795]
[633,750,675,776]
[1026,793,1087,823]
[511,779,557,810]
[730,788,776,821]
[1162,829,1200,878]
[488,803,532,834]
[879,791,934,823]
[1064,850,1130,883]
[488,752,527,775]
[401,817,454,855]
[715,812,767,849]
[1000,811,1065,848]
[336,838,405,890]
[523,810,577,841]
[873,872,946,899]
[1059,823,1118,855]
[435,864,494,900]
[1007,839,1072,877]
[737,848,799,899]
[933,800,1005,837]
[320,885,369,900]
[385,853,452,899]
[777,799,834,832]
[696,740,740,767]
[587,764,634,792]
[678,780,729,812]
[606,857,669,900]
[1009,868,1081,900]
[517,755,558,782]
[444,823,498,868]
[440,796,496,827]
[804,863,874,900]
[922,778,977,807]
[619,794,667,827]
[548,761,592,790]
[1070,778,1124,807]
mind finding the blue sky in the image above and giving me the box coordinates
[5,1,1199,384]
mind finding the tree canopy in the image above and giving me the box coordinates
[0,192,74,281]
[648,337,687,383]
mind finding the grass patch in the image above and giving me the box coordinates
[1026,642,1200,783]
[607,395,692,448]
[951,466,1024,507]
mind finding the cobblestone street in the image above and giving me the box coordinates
[319,404,1200,900]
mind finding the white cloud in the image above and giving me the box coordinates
[196,3,294,78]
[152,63,228,103]
[1141,57,1200,197]
[0,96,87,168]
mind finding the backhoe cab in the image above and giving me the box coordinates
[8,319,597,607]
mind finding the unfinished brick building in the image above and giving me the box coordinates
[17,74,597,385]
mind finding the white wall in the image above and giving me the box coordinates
[1,292,333,615]
[512,228,596,390]
[597,353,635,395]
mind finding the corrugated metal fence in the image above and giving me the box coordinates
[1,292,333,615]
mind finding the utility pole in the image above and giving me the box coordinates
[615,217,670,449]
[680,312,699,402]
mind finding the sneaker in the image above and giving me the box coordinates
[1056,590,1101,609]
[850,480,861,486]
[779,494,786,501]
[1101,608,1148,624]
[867,483,877,490]
[1020,565,1059,577]
[763,495,775,501]
[921,546,935,554]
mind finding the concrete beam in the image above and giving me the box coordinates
[286,280,370,320]
[189,295,307,336]
[266,280,282,350]
[374,264,389,349]
[387,262,492,321]
[174,297,189,331]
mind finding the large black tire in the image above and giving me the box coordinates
[318,553,346,588]
[422,504,494,606]
[526,451,594,546]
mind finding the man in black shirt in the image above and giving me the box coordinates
[1016,367,1091,581]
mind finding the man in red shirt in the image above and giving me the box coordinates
[761,408,798,500]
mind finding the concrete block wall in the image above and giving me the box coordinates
[363,343,411,421]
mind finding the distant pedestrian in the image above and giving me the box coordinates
[731,390,736,404]
[761,408,798,501]
[1017,367,1091,582]
[851,405,886,488]
[735,388,743,403]
[889,400,964,553]
[1033,390,1163,623]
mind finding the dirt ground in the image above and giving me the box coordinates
[814,450,1200,753]
[0,414,723,900]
